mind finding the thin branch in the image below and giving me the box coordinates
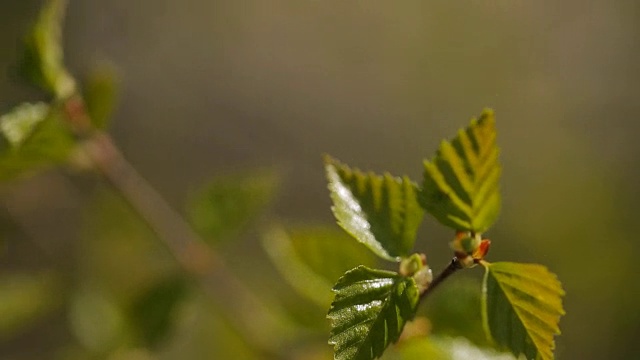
[420,257,463,301]
[82,132,214,272]
[63,95,297,356]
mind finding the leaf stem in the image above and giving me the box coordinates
[419,257,462,301]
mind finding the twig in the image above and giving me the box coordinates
[420,257,463,301]
[82,132,214,272]
[63,96,297,356]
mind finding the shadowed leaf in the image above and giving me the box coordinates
[129,276,189,348]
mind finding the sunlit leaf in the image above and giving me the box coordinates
[129,276,189,348]
[19,0,76,98]
[328,266,419,360]
[482,262,565,360]
[262,225,377,307]
[188,169,279,245]
[324,155,424,261]
[420,109,500,232]
[0,102,49,147]
[0,102,75,180]
[83,64,119,129]
[0,272,61,339]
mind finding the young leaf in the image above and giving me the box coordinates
[83,64,120,129]
[482,262,565,360]
[0,103,75,181]
[328,266,419,360]
[19,0,76,99]
[420,109,500,233]
[325,155,424,261]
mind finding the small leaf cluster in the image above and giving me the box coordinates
[0,1,566,359]
[0,1,287,356]
[324,110,565,360]
[0,0,119,182]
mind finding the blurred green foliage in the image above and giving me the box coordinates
[0,272,61,340]
[0,0,638,359]
[0,102,75,181]
[83,65,119,130]
[187,169,279,245]
[18,0,75,99]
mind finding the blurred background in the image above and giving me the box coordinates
[0,1,639,359]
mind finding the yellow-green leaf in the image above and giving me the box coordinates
[328,266,419,360]
[325,155,424,261]
[19,0,76,98]
[482,262,565,360]
[420,109,500,232]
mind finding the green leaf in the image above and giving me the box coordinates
[188,169,279,245]
[129,276,189,348]
[420,109,500,232]
[83,64,119,129]
[19,0,76,99]
[262,226,377,307]
[328,266,419,360]
[324,155,424,261]
[0,102,75,181]
[482,262,565,360]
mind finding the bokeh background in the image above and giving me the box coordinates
[1,1,639,359]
